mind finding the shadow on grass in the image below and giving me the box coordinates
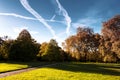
[0,61,54,67]
[46,62,120,76]
[0,61,120,76]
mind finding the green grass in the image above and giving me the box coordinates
[0,63,28,73]
[0,61,53,73]
[0,62,120,80]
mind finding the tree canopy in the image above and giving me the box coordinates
[0,15,120,62]
[9,29,39,61]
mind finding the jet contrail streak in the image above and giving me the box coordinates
[55,0,72,35]
[0,12,64,24]
[0,13,37,20]
[20,0,57,38]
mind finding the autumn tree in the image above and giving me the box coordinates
[76,27,94,61]
[62,35,77,60]
[63,27,101,61]
[86,33,101,61]
[99,36,117,62]
[102,15,120,41]
[101,15,120,62]
[112,41,120,60]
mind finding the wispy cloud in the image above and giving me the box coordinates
[0,13,37,20]
[72,17,102,29]
[55,0,72,35]
[72,17,103,33]
[20,0,57,39]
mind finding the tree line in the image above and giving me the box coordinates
[0,30,66,62]
[0,15,120,62]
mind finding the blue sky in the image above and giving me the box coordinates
[0,0,120,46]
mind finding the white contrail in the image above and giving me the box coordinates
[0,12,64,23]
[20,0,57,38]
[0,13,37,20]
[55,0,72,35]
[48,14,65,23]
[50,14,56,21]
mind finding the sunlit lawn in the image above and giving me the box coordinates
[0,61,52,73]
[0,62,120,80]
[0,63,28,73]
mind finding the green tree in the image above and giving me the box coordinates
[37,42,48,61]
[9,29,38,61]
[0,43,8,60]
[0,37,13,61]
[0,37,3,45]
[41,39,63,61]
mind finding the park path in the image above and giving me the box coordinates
[0,63,58,78]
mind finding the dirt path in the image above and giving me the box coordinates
[0,63,58,78]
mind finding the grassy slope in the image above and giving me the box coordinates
[0,62,120,80]
[0,62,53,73]
[0,63,28,73]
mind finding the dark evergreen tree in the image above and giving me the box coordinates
[9,29,39,61]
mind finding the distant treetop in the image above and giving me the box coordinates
[17,29,31,41]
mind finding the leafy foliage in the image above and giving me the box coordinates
[41,39,64,61]
[9,29,39,61]
[63,15,120,62]
[0,15,120,63]
[63,27,101,61]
